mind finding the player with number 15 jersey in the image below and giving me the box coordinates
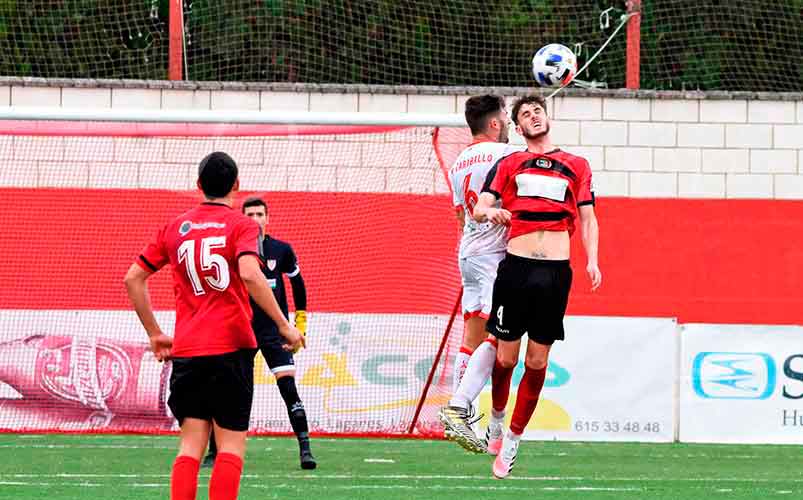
[138,200,260,357]
[126,151,303,500]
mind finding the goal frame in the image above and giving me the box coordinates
[0,105,467,437]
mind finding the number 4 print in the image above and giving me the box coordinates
[497,305,504,326]
[177,236,230,295]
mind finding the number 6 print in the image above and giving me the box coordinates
[461,173,479,216]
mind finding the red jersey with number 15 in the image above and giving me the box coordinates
[135,202,261,357]
[482,149,594,239]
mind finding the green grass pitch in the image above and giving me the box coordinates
[0,434,799,499]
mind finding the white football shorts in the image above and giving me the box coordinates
[459,251,505,319]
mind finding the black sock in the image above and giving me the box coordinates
[277,376,310,447]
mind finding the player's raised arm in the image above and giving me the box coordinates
[238,254,304,351]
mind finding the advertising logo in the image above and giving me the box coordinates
[692,352,775,399]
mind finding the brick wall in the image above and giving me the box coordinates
[1,84,802,199]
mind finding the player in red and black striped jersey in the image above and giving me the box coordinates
[124,152,304,500]
[477,95,601,478]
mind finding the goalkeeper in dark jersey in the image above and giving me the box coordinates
[203,196,315,470]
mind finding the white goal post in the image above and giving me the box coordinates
[0,106,466,127]
[0,103,471,438]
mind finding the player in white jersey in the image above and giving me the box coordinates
[440,95,522,452]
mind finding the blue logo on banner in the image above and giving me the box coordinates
[692,352,775,399]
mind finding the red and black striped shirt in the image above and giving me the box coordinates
[482,148,594,239]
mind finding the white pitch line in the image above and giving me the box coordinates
[540,487,642,492]
[274,484,643,493]
[2,474,172,479]
[0,481,104,487]
[1,441,785,461]
[1,473,802,484]
[1,478,800,495]
[0,480,641,493]
[0,444,175,449]
[1,473,580,481]
[364,458,395,463]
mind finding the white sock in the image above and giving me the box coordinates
[452,350,471,396]
[449,340,497,408]
[507,430,522,442]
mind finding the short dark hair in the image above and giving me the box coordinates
[464,95,506,135]
[198,151,238,198]
[242,196,267,214]
[511,96,548,125]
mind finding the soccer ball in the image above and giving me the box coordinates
[532,44,577,87]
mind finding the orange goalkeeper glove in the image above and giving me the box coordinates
[292,310,307,353]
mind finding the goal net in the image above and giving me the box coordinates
[2,0,800,91]
[0,110,474,437]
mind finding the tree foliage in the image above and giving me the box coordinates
[0,0,800,91]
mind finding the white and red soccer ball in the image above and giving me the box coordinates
[532,43,577,88]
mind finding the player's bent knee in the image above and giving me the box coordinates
[496,355,518,369]
[524,359,548,370]
[524,351,550,370]
[464,317,489,350]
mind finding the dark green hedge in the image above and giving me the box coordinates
[1,0,801,91]
[0,0,169,79]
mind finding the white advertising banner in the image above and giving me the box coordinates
[482,316,677,443]
[0,310,678,442]
[680,324,803,444]
[0,310,454,436]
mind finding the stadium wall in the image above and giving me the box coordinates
[1,82,803,199]
[1,83,801,326]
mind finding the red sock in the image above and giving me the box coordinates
[491,359,514,413]
[209,452,244,500]
[510,366,547,435]
[170,455,200,500]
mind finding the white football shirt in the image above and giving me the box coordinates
[448,141,522,259]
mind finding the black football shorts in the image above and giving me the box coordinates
[486,253,572,345]
[168,348,257,431]
[255,326,295,374]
